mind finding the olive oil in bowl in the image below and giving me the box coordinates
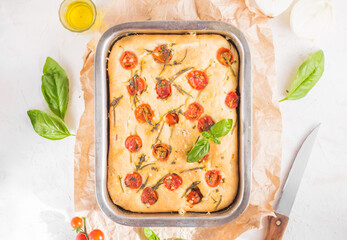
[59,0,96,32]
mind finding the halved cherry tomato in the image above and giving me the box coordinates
[134,104,154,123]
[205,170,222,187]
[165,112,179,126]
[141,187,158,205]
[124,172,142,189]
[152,44,172,63]
[152,143,171,161]
[120,51,138,70]
[89,229,105,240]
[163,173,182,191]
[156,79,172,99]
[225,91,239,109]
[217,47,234,66]
[185,102,204,121]
[198,154,209,163]
[187,70,209,90]
[186,187,203,205]
[125,135,142,152]
[71,216,82,229]
[76,233,87,240]
[197,115,215,133]
[127,76,146,96]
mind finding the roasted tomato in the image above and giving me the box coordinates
[165,112,179,126]
[217,47,234,66]
[152,44,172,63]
[225,91,239,109]
[186,187,203,205]
[120,51,138,70]
[70,217,83,229]
[163,173,183,191]
[187,70,209,90]
[124,172,142,189]
[134,104,154,123]
[198,153,209,163]
[152,143,171,161]
[185,102,204,121]
[205,170,222,187]
[197,115,215,133]
[89,229,105,240]
[125,135,142,152]
[156,79,172,99]
[141,187,158,205]
[127,76,146,96]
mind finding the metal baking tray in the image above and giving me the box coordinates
[95,21,252,227]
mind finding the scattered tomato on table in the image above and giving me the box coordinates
[71,217,104,240]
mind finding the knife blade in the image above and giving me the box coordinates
[265,123,321,240]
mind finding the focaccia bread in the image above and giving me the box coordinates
[107,34,239,213]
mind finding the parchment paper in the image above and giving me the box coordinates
[74,0,282,239]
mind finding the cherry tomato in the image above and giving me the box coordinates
[134,104,154,123]
[141,187,158,205]
[71,216,83,229]
[152,143,171,161]
[225,91,239,109]
[152,44,172,63]
[127,76,146,96]
[187,70,208,90]
[197,115,215,133]
[89,229,105,240]
[205,170,222,187]
[163,173,183,191]
[217,47,234,66]
[184,102,204,121]
[165,112,179,126]
[76,233,87,240]
[198,154,209,163]
[186,187,203,205]
[120,51,138,70]
[124,172,142,189]
[156,79,172,99]
[125,135,142,152]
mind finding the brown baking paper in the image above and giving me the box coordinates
[74,0,282,239]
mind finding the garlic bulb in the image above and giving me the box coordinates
[254,0,294,17]
[290,0,333,40]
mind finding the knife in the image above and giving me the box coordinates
[265,124,321,240]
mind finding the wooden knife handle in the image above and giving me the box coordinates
[265,212,289,240]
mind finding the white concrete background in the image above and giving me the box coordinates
[0,0,346,239]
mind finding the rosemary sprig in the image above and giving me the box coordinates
[159,49,172,75]
[167,49,188,66]
[181,181,200,198]
[118,175,124,193]
[223,53,237,77]
[151,104,184,132]
[167,67,193,85]
[155,121,165,144]
[172,83,193,97]
[139,163,155,171]
[211,196,217,204]
[179,166,205,174]
[110,95,123,128]
[152,174,170,190]
[135,154,147,172]
[215,195,223,210]
[137,175,149,193]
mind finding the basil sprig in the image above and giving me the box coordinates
[41,57,69,119]
[280,50,324,102]
[28,57,74,140]
[187,119,233,163]
[144,227,185,240]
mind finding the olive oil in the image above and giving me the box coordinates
[59,0,96,32]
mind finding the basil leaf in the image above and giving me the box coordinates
[27,110,72,140]
[41,57,69,119]
[211,137,221,144]
[210,119,233,138]
[201,131,213,139]
[144,227,161,240]
[280,50,324,102]
[187,139,210,163]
